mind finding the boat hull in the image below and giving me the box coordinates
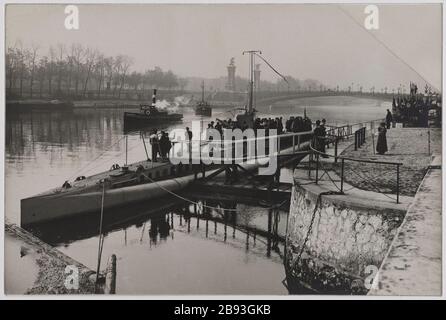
[124,112,183,123]
[21,175,195,226]
[195,107,212,117]
[123,112,183,131]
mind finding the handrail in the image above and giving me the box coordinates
[171,130,313,145]
[308,142,401,203]
[309,144,402,166]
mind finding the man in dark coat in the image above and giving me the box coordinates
[386,109,393,129]
[313,120,325,154]
[376,122,388,155]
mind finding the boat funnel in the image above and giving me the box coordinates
[151,89,157,107]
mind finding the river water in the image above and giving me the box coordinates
[4,95,390,294]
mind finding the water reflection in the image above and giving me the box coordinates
[24,196,288,294]
[26,195,287,261]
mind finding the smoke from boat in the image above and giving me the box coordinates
[155,95,191,112]
[174,95,191,106]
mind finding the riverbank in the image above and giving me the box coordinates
[5,224,97,294]
[284,127,441,294]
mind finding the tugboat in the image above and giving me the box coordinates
[194,81,212,117]
[124,89,183,129]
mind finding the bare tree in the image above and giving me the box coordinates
[112,55,123,97]
[104,56,114,97]
[95,54,106,98]
[5,41,195,101]
[6,47,16,93]
[36,57,47,98]
[55,43,66,94]
[71,44,85,97]
[15,41,27,98]
[82,48,97,97]
[47,46,56,96]
[28,44,39,98]
[118,55,133,99]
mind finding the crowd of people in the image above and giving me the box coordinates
[149,129,172,162]
[148,114,321,162]
[391,94,440,128]
[211,115,313,135]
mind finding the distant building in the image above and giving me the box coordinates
[254,64,261,91]
[226,58,236,92]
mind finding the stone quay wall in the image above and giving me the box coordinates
[284,182,406,294]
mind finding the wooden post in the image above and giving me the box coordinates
[104,254,117,294]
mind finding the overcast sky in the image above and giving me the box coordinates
[5,3,442,91]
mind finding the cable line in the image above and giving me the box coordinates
[336,5,440,93]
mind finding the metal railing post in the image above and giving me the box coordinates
[308,150,312,179]
[396,164,400,204]
[340,158,345,193]
[354,131,358,151]
[292,135,295,153]
[334,136,338,163]
[315,152,319,184]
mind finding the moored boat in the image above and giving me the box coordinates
[194,81,212,117]
[123,89,183,129]
[21,160,198,226]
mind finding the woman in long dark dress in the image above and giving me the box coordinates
[376,122,388,155]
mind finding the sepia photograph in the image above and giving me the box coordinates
[1,1,443,299]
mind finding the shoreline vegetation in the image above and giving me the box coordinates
[6,43,324,102]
